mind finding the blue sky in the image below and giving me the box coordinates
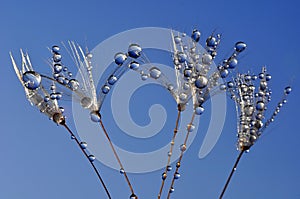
[1,0,299,198]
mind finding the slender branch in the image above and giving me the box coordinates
[99,119,137,197]
[219,150,245,199]
[167,112,196,199]
[158,109,181,199]
[62,123,112,199]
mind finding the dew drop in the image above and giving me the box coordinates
[180,144,186,152]
[174,36,182,44]
[114,52,127,66]
[22,71,42,90]
[130,194,138,199]
[195,106,204,115]
[256,101,265,111]
[120,168,125,174]
[90,111,101,122]
[284,86,292,94]
[53,53,62,62]
[128,44,142,58]
[167,165,172,171]
[149,67,161,79]
[174,172,181,179]
[195,75,208,89]
[191,29,201,42]
[266,74,272,81]
[108,75,118,85]
[179,93,188,102]
[80,142,87,149]
[68,79,80,91]
[169,187,175,193]
[220,69,229,78]
[88,155,96,162]
[80,97,92,109]
[52,45,60,53]
[235,41,247,53]
[177,52,187,63]
[129,61,140,70]
[102,85,110,94]
[141,73,149,81]
[44,96,50,102]
[206,36,217,47]
[228,57,238,69]
[162,172,167,180]
[187,124,195,132]
[202,53,212,65]
[54,63,63,73]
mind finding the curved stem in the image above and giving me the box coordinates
[62,123,112,199]
[99,119,137,197]
[219,150,245,199]
[167,112,196,199]
[158,109,181,199]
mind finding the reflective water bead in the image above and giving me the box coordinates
[63,67,68,72]
[256,101,265,111]
[80,142,87,149]
[184,69,192,78]
[80,97,92,109]
[90,111,101,122]
[220,84,227,90]
[128,44,142,58]
[128,61,139,70]
[52,112,65,124]
[266,74,272,81]
[53,53,62,62]
[50,93,57,100]
[195,106,204,115]
[54,63,63,73]
[169,187,175,193]
[174,172,181,179]
[195,75,208,89]
[44,96,50,102]
[174,36,182,44]
[234,41,247,53]
[179,93,188,102]
[260,81,267,90]
[244,105,254,116]
[149,67,161,79]
[120,168,125,174]
[68,72,72,77]
[52,45,60,53]
[102,85,110,94]
[114,52,127,66]
[86,53,93,59]
[162,172,167,180]
[284,86,292,94]
[191,29,201,42]
[202,53,212,65]
[141,73,148,81]
[259,73,264,79]
[177,52,187,63]
[130,194,138,199]
[59,107,64,113]
[68,79,80,91]
[206,36,217,47]
[22,71,42,90]
[180,144,186,152]
[227,81,234,88]
[252,75,257,80]
[108,75,118,85]
[187,124,195,132]
[220,69,229,78]
[228,57,238,69]
[88,155,96,162]
[167,165,172,171]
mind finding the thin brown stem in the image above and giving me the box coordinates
[167,112,196,199]
[62,123,112,199]
[158,109,181,199]
[99,119,137,197]
[219,150,245,199]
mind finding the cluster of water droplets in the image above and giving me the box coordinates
[226,67,292,151]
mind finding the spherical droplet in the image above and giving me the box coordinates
[162,172,167,180]
[184,69,192,78]
[80,97,92,109]
[191,29,201,42]
[53,53,62,62]
[235,41,247,53]
[167,165,172,171]
[108,75,118,85]
[68,79,80,91]
[180,144,186,152]
[256,101,265,111]
[88,155,96,162]
[54,63,63,73]
[114,52,127,66]
[141,73,148,81]
[179,93,188,102]
[284,86,292,94]
[206,36,217,47]
[130,194,138,199]
[80,142,87,149]
[90,111,101,122]
[195,106,204,115]
[244,105,254,116]
[228,57,238,69]
[52,45,60,53]
[129,61,140,70]
[195,75,208,89]
[187,124,195,132]
[174,172,181,179]
[202,53,212,65]
[220,84,227,90]
[22,71,42,90]
[266,74,272,81]
[128,44,142,58]
[227,81,234,88]
[120,168,125,174]
[52,112,65,125]
[44,96,50,102]
[149,67,161,79]
[174,36,182,44]
[169,187,175,193]
[220,69,229,78]
[177,52,187,63]
[102,85,110,94]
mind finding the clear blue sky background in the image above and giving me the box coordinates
[0,0,299,199]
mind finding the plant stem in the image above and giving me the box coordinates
[219,150,245,199]
[62,123,112,199]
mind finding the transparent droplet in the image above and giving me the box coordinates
[167,165,172,171]
[195,106,204,115]
[68,72,72,77]
[174,36,182,44]
[53,53,62,62]
[195,75,208,89]
[187,124,195,132]
[235,41,247,53]
[120,168,125,174]
[284,86,292,94]
[22,71,42,90]
[180,144,186,152]
[108,75,118,85]
[227,81,234,88]
[59,107,64,113]
[54,63,63,73]
[220,84,227,90]
[149,67,161,79]
[162,172,167,180]
[259,73,264,79]
[44,96,50,102]
[80,142,87,149]
[266,74,272,81]
[90,111,101,122]
[141,73,148,81]
[228,57,238,69]
[174,172,181,179]
[102,85,110,94]
[177,52,187,63]
[184,69,192,78]
[114,52,127,66]
[130,194,138,199]
[169,187,175,193]
[68,79,79,91]
[202,53,212,65]
[191,29,201,42]
[128,44,142,58]
[63,67,68,72]
[206,36,217,47]
[179,93,188,102]
[183,82,190,90]
[220,69,229,78]
[52,112,65,124]
[256,101,265,111]
[80,97,92,109]
[244,105,254,116]
[52,45,60,53]
[129,61,140,70]
[88,155,96,162]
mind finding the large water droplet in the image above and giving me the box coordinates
[162,172,167,180]
[102,85,110,94]
[80,142,87,149]
[284,86,292,94]
[244,105,254,116]
[167,165,172,171]
[206,36,217,47]
[120,168,125,174]
[80,97,92,109]
[256,101,265,111]
[141,73,148,81]
[54,63,63,73]
[149,67,161,79]
[169,187,175,193]
[114,52,127,66]
[53,53,62,62]
[202,53,212,65]
[68,79,79,91]
[195,106,204,115]
[52,45,60,54]
[22,71,42,90]
[88,155,96,162]
[174,172,181,179]
[130,194,138,199]
[191,29,201,42]
[177,52,187,63]
[180,144,186,152]
[108,75,118,85]
[90,111,101,122]
[228,57,238,69]
[235,41,247,53]
[129,61,140,70]
[128,44,142,58]
[195,75,208,89]
[179,93,188,102]
[187,124,195,132]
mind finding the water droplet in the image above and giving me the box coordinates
[220,84,227,90]
[162,172,167,180]
[259,73,264,79]
[53,53,62,62]
[256,101,265,111]
[244,105,254,116]
[90,111,101,122]
[174,172,181,179]
[179,93,188,102]
[129,61,140,70]
[227,81,234,88]
[202,53,212,65]
[206,36,217,47]
[167,165,172,171]
[195,106,204,115]
[191,29,201,42]
[54,63,63,73]
[180,144,186,152]
[195,75,208,89]
[102,85,110,94]
[141,73,148,81]
[44,96,50,102]
[108,75,118,85]
[168,151,172,156]
[80,142,87,149]
[22,71,42,90]
[114,52,127,66]
[149,67,161,79]
[187,124,195,132]
[130,194,138,199]
[220,69,229,78]
[228,57,238,69]
[184,69,192,78]
[174,36,182,44]
[80,97,92,109]
[284,86,292,94]
[52,112,65,125]
[120,168,125,174]
[183,82,190,90]
[88,155,96,162]
[177,52,187,63]
[266,74,272,81]
[128,44,142,58]
[52,45,60,53]
[68,72,72,77]
[169,187,175,193]
[68,79,80,91]
[86,53,93,59]
[260,81,267,90]
[235,41,247,53]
